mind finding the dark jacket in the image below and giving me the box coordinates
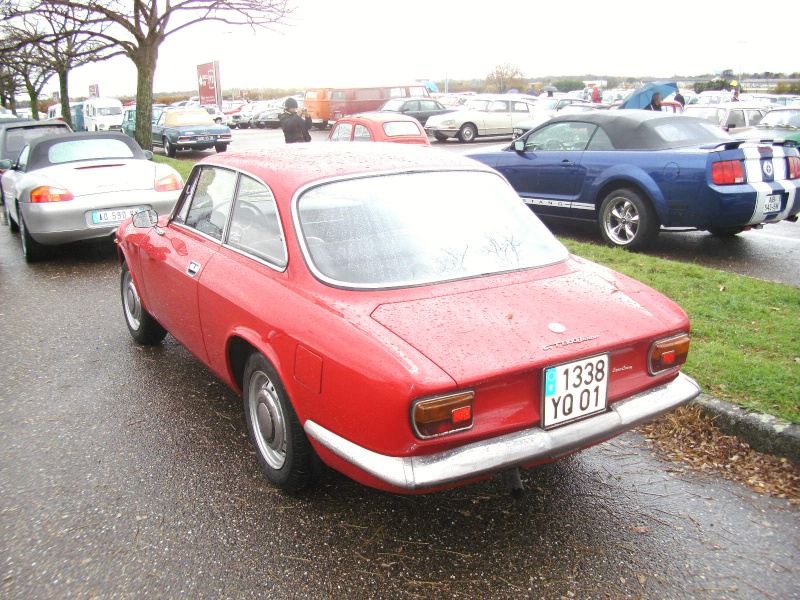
[279,111,312,143]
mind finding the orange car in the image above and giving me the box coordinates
[327,112,430,145]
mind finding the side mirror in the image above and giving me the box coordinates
[142,150,154,160]
[0,158,13,171]
[514,139,525,153]
[132,209,159,228]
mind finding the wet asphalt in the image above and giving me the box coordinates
[1,131,799,599]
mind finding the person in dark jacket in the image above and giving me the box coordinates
[644,92,663,111]
[279,97,311,143]
[674,90,685,107]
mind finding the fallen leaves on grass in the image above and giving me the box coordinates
[639,405,800,504]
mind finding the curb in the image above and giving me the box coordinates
[692,394,800,464]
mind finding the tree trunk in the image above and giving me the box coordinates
[58,70,73,129]
[25,82,40,121]
[132,41,159,151]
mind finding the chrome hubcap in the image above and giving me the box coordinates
[250,372,286,469]
[122,271,142,330]
[605,198,639,244]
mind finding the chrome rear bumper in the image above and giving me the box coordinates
[305,372,700,491]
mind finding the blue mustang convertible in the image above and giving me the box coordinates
[465,111,800,249]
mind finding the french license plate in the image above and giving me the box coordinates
[764,194,781,213]
[196,136,212,141]
[542,354,609,429]
[91,207,145,224]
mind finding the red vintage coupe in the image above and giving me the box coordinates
[116,144,700,495]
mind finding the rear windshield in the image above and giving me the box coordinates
[383,122,421,137]
[3,125,69,158]
[652,120,730,145]
[48,138,135,164]
[296,170,568,288]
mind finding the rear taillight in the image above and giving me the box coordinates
[154,173,183,192]
[712,160,745,185]
[787,155,800,180]
[411,391,474,439]
[30,186,74,203]
[648,333,691,375]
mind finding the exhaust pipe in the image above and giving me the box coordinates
[501,468,525,499]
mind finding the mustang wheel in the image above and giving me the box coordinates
[164,137,176,158]
[121,262,167,345]
[599,188,660,250]
[19,212,46,262]
[457,123,477,143]
[243,353,321,491]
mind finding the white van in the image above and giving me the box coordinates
[82,97,124,131]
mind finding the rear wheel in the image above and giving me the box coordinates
[121,262,167,345]
[598,188,660,250]
[19,212,46,262]
[214,143,228,153]
[243,352,321,491]
[457,123,477,143]
[164,137,177,158]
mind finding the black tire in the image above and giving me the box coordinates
[121,262,167,345]
[19,212,46,262]
[433,132,448,142]
[5,199,19,233]
[598,188,660,250]
[708,226,746,237]
[214,143,227,153]
[457,123,477,143]
[243,352,321,491]
[164,137,177,158]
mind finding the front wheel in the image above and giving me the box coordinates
[121,262,167,345]
[243,353,321,491]
[598,188,660,250]
[433,132,448,142]
[163,137,177,158]
[457,123,477,143]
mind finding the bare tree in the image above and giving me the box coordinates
[0,20,55,119]
[485,63,526,94]
[23,0,293,149]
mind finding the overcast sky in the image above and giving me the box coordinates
[51,0,796,99]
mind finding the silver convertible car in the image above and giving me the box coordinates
[1,131,183,262]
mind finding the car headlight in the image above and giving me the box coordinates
[437,119,455,128]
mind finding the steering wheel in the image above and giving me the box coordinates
[544,139,565,150]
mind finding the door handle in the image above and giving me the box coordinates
[560,160,575,167]
[186,261,201,277]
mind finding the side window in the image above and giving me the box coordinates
[182,166,238,241]
[404,101,420,112]
[489,101,509,112]
[748,110,765,126]
[726,110,745,128]
[512,102,531,113]
[420,100,437,111]
[353,124,372,142]
[330,122,353,141]
[586,128,614,151]
[227,175,286,267]
[525,122,593,151]
[156,112,166,126]
[16,146,30,171]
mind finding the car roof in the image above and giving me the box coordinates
[24,131,145,170]
[0,118,70,131]
[339,111,422,124]
[198,143,494,199]
[684,102,767,110]
[544,111,733,150]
